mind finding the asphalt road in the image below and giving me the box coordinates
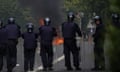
[1,38,107,72]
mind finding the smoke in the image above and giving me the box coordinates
[19,0,63,27]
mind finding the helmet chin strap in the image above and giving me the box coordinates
[28,29,32,33]
[68,18,74,22]
[45,22,49,25]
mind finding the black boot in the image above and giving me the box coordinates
[66,67,73,71]
[48,67,53,71]
[7,70,12,72]
[42,67,47,71]
[75,67,81,71]
[91,67,99,71]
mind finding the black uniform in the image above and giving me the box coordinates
[22,32,38,71]
[0,26,7,71]
[62,22,82,70]
[5,19,21,72]
[112,14,120,28]
[92,16,105,70]
[39,25,57,70]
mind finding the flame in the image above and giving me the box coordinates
[53,37,64,45]
[53,27,64,45]
[39,18,44,26]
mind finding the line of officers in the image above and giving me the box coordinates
[0,12,119,72]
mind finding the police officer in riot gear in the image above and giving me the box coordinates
[61,12,82,71]
[0,20,7,72]
[22,23,38,72]
[112,13,120,28]
[39,17,57,71]
[5,17,21,72]
[92,16,105,70]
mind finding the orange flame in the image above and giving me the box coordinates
[53,27,64,45]
[53,37,64,45]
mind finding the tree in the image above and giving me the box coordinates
[106,0,120,72]
[109,0,120,12]
[64,0,120,72]
[0,0,34,31]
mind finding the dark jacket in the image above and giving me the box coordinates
[39,25,57,44]
[93,23,105,42]
[5,24,21,39]
[0,27,7,44]
[62,22,82,39]
[22,32,38,49]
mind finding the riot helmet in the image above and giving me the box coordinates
[44,17,51,26]
[8,17,15,24]
[27,23,34,32]
[112,13,119,22]
[94,15,102,25]
[112,13,120,27]
[67,12,75,22]
[112,13,119,19]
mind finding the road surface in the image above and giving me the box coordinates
[1,38,107,72]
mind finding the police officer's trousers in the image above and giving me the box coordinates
[0,44,7,71]
[24,48,36,71]
[0,55,3,71]
[94,40,105,69]
[40,43,53,68]
[6,39,17,71]
[63,39,80,68]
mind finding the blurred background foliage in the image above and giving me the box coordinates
[0,0,119,71]
[0,0,34,32]
[64,0,120,72]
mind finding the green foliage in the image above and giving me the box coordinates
[107,26,120,72]
[64,0,81,12]
[109,0,120,12]
[0,0,34,31]
[107,0,120,72]
[64,0,120,72]
[64,0,109,16]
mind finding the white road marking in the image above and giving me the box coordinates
[16,64,20,67]
[53,55,64,64]
[34,55,64,71]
